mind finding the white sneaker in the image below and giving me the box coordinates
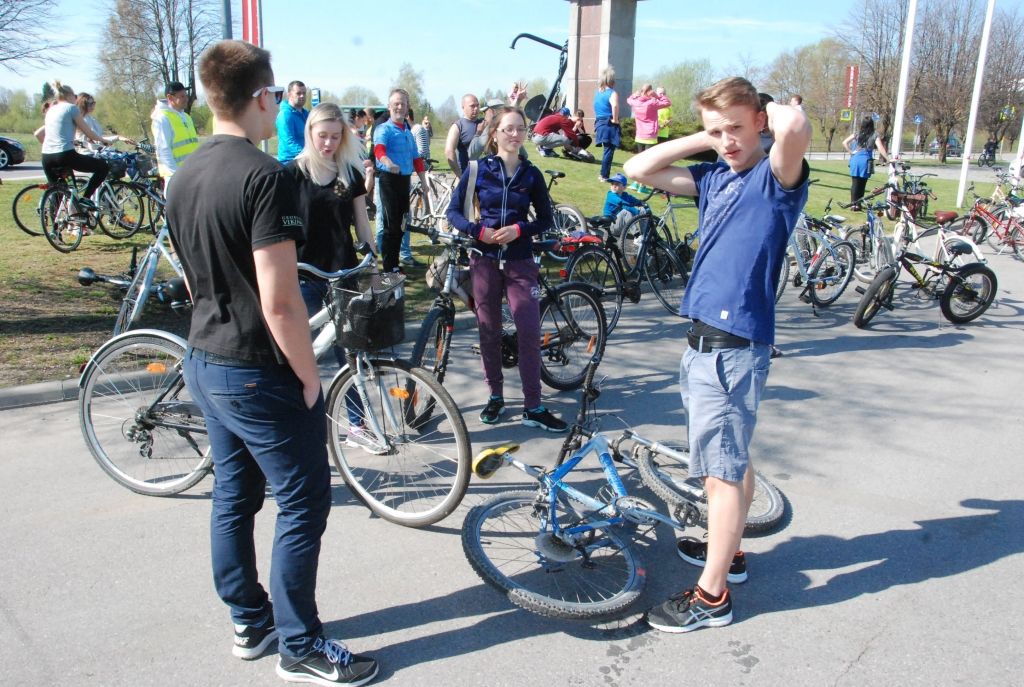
[345,426,388,455]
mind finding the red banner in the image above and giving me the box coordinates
[845,64,859,109]
[242,0,261,46]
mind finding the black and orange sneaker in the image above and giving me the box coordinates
[646,586,733,633]
[677,537,748,584]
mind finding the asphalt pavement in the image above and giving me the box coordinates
[1,250,1023,686]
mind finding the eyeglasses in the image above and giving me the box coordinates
[252,86,285,105]
[498,126,528,136]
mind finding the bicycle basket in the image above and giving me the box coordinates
[894,191,928,218]
[330,273,406,351]
[103,154,128,180]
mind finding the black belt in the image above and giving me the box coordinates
[191,348,264,368]
[687,328,751,353]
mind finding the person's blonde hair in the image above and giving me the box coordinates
[695,76,760,112]
[294,103,363,187]
[51,80,75,102]
[599,66,616,90]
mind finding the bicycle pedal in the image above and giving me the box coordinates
[854,286,866,295]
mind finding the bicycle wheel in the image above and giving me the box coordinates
[775,253,790,303]
[541,203,587,261]
[79,330,210,496]
[40,187,84,253]
[97,180,145,239]
[618,213,657,271]
[462,490,646,620]
[538,284,607,391]
[635,445,786,534]
[853,265,897,329]
[410,185,435,229]
[325,358,471,528]
[959,214,990,245]
[642,239,688,316]
[113,251,150,336]
[406,306,453,427]
[807,240,855,306]
[565,245,624,334]
[939,263,997,324]
[1008,224,1024,258]
[12,183,47,236]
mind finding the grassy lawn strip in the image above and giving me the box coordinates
[0,144,994,387]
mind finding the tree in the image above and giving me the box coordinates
[910,0,984,162]
[338,86,381,107]
[765,39,854,152]
[0,0,70,74]
[646,60,714,132]
[392,62,426,118]
[434,95,458,132]
[837,0,913,143]
[977,7,1024,149]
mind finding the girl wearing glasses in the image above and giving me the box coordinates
[74,93,134,151]
[445,106,567,433]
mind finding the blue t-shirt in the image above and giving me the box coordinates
[682,156,809,345]
[373,119,418,175]
[593,89,613,119]
[275,102,308,163]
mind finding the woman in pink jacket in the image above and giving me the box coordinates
[627,84,671,152]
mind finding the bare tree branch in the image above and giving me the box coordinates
[0,0,71,74]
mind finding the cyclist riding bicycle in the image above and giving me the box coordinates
[40,80,110,211]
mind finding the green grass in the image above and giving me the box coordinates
[1,140,997,387]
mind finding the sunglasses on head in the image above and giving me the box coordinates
[252,86,285,105]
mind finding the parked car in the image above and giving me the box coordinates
[0,136,27,169]
[929,136,962,157]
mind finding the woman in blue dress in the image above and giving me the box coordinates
[842,116,889,209]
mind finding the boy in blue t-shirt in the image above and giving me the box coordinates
[602,173,645,236]
[624,77,810,634]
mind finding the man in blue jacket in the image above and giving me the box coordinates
[276,80,307,163]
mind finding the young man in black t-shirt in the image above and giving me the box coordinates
[165,40,379,686]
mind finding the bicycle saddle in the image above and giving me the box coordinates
[545,170,566,179]
[472,443,520,479]
[934,210,958,225]
[945,238,974,256]
[588,215,614,228]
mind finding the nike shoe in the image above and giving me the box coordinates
[522,406,568,433]
[232,613,277,660]
[276,637,379,686]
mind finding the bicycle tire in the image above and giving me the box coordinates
[634,445,787,534]
[538,283,607,391]
[565,245,624,334]
[1009,224,1024,258]
[853,265,897,329]
[112,250,151,336]
[12,183,47,236]
[959,214,990,245]
[409,185,435,229]
[96,180,145,239]
[617,212,658,272]
[78,330,210,496]
[807,240,856,306]
[939,263,997,324]
[40,187,84,253]
[406,306,453,426]
[542,203,587,261]
[325,358,471,528]
[775,254,790,303]
[461,490,646,621]
[642,238,688,316]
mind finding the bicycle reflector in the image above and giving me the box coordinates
[146,362,168,374]
[388,387,411,400]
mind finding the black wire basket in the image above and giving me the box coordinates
[329,273,406,352]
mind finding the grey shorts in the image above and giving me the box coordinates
[679,342,771,482]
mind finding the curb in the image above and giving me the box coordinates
[0,309,482,412]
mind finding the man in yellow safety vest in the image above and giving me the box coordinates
[151,81,199,180]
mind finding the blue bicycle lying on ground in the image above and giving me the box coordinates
[460,355,786,621]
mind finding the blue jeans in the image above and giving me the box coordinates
[183,349,331,659]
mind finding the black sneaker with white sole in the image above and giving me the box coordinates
[646,586,733,633]
[677,537,748,584]
[480,396,505,424]
[522,406,568,433]
[276,637,379,686]
[233,613,278,660]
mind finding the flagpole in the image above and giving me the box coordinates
[889,0,918,159]
[957,0,997,208]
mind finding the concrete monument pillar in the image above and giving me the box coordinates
[565,0,641,131]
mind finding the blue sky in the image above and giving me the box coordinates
[0,0,1008,106]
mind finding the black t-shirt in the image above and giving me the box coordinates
[285,162,366,272]
[166,134,304,365]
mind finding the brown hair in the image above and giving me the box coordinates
[484,106,526,155]
[76,93,95,112]
[199,40,273,118]
[695,76,760,112]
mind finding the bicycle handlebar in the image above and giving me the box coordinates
[297,244,376,281]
